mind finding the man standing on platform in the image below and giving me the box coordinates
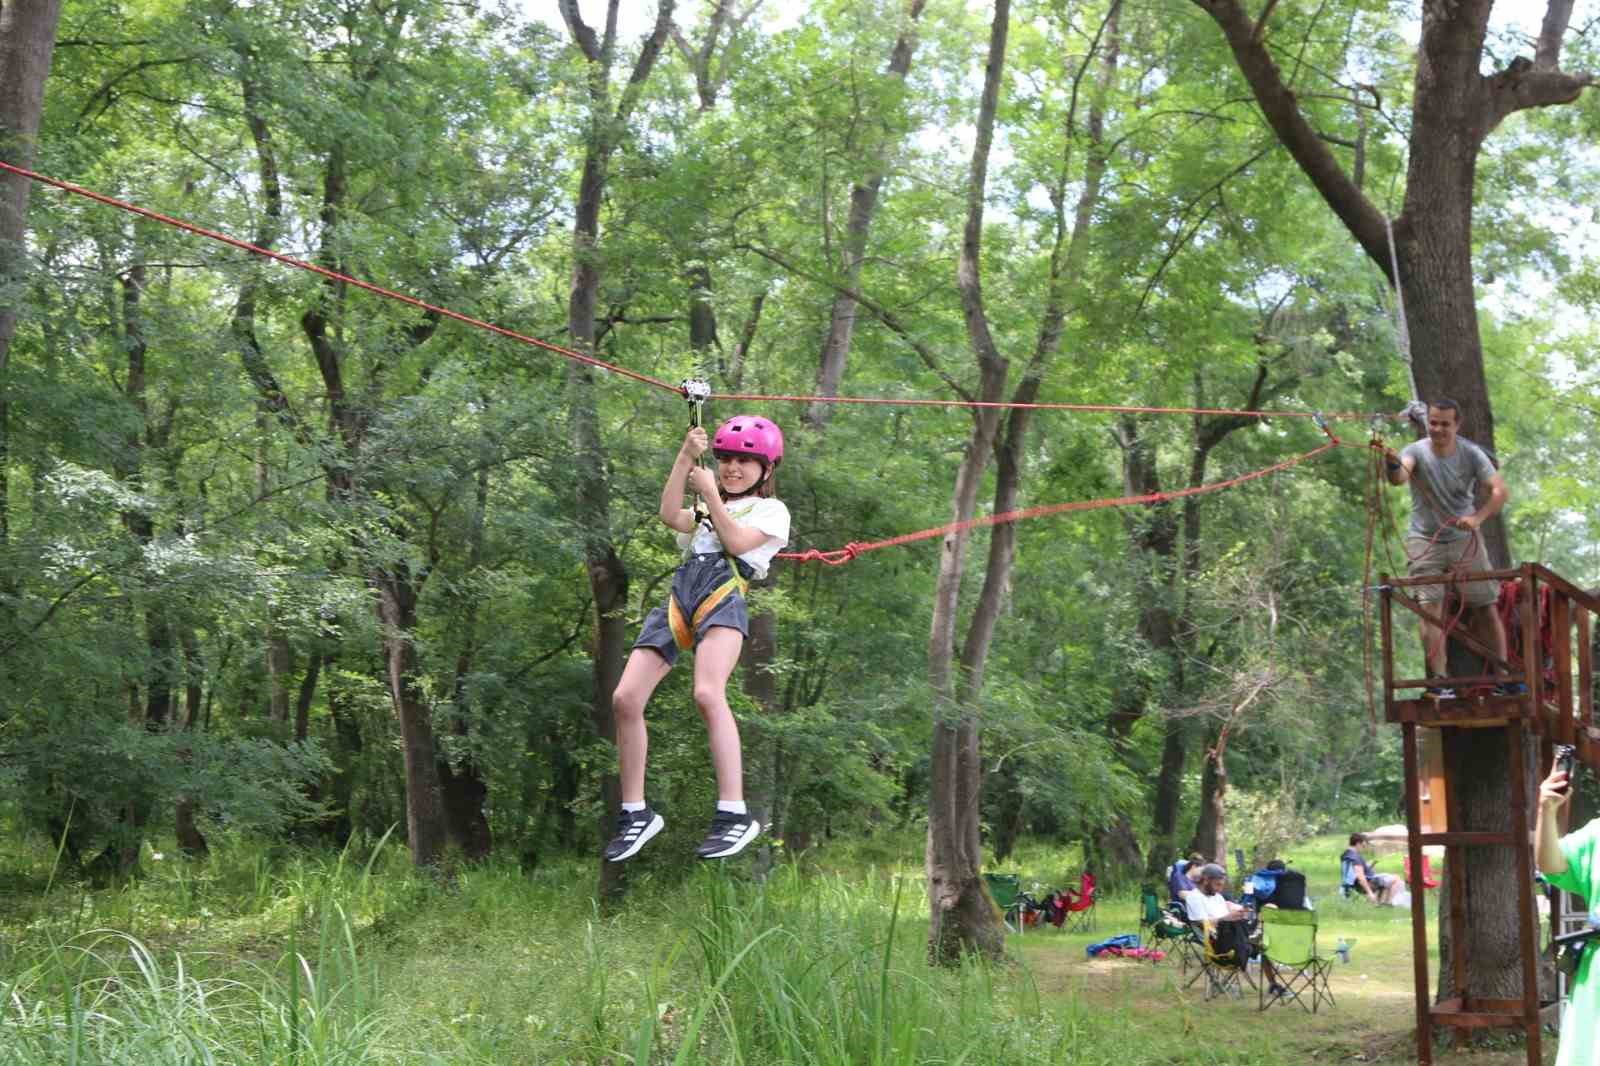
[1383,398,1516,699]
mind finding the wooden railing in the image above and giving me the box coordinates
[1380,562,1598,755]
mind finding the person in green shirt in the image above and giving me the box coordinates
[1535,755,1600,1066]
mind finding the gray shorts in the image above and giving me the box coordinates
[1405,535,1498,608]
[632,553,751,667]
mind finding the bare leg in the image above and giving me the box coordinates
[1418,608,1447,678]
[692,626,746,802]
[612,648,673,805]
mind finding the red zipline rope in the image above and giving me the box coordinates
[777,440,1342,564]
[717,390,1370,420]
[0,160,681,394]
[3,161,1370,565]
[3,160,1382,424]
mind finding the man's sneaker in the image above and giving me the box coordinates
[1424,686,1456,701]
[696,811,762,859]
[604,807,664,862]
[1493,681,1529,697]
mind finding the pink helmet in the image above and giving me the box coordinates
[712,415,784,468]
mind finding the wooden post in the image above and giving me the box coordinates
[1403,721,1433,1065]
[1553,593,1573,743]
[1577,608,1592,736]
[1381,576,1396,721]
[1443,729,1468,1011]
[1506,724,1541,1066]
[1522,564,1540,717]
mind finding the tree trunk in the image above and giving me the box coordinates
[560,0,674,901]
[0,0,64,579]
[324,654,362,844]
[1188,748,1223,862]
[1146,719,1187,876]
[926,0,1013,965]
[805,0,928,428]
[440,464,493,861]
[374,562,448,869]
[294,651,321,744]
[923,356,1006,947]
[176,626,209,858]
[928,0,1120,958]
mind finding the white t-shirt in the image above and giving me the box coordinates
[1185,889,1234,923]
[677,496,790,580]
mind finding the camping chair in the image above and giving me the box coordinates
[1405,854,1441,890]
[1339,855,1361,898]
[1140,886,1202,969]
[982,872,1025,934]
[1198,919,1255,1000]
[1060,871,1097,933]
[1138,885,1166,937]
[1256,908,1335,1013]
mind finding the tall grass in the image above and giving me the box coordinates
[0,909,383,1064]
[3,836,1292,1065]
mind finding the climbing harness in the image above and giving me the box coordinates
[667,562,750,651]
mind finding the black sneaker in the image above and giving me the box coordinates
[1424,686,1457,701]
[604,807,664,862]
[1493,681,1529,697]
[696,811,761,859]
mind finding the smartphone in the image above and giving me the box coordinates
[1554,744,1576,791]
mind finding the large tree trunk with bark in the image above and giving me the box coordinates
[1191,0,1592,1016]
[0,0,64,596]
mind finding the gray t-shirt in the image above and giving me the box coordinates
[1401,437,1497,542]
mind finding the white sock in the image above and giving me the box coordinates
[717,800,748,816]
[621,801,646,813]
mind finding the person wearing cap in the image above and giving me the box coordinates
[1186,862,1286,998]
[1184,863,1248,923]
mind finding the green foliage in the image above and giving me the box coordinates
[4,0,1595,895]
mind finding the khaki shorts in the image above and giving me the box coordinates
[1405,535,1498,608]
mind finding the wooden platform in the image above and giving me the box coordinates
[1379,563,1600,1066]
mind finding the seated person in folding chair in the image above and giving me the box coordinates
[1186,864,1286,997]
[1341,833,1402,905]
[1168,851,1203,905]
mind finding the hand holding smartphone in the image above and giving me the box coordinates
[1554,744,1576,793]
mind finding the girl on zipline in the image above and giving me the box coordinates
[603,415,791,862]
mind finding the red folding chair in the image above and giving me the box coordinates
[1061,872,1097,932]
[1404,854,1441,890]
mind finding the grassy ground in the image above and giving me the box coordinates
[0,829,1560,1064]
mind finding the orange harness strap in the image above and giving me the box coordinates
[667,571,749,651]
